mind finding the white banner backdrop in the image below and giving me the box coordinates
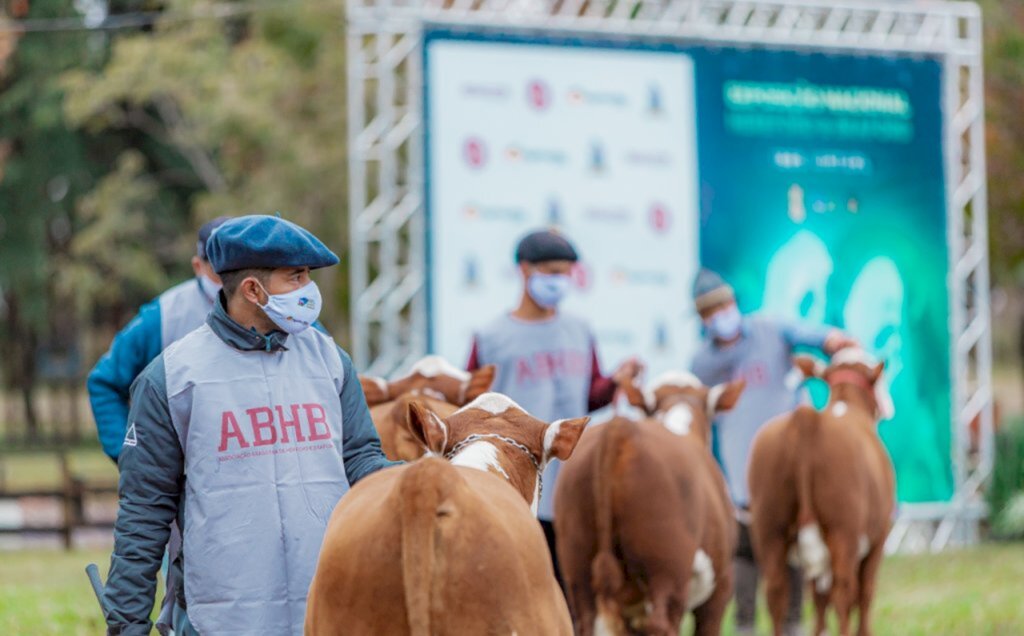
[424,34,703,378]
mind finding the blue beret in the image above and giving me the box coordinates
[515,229,578,264]
[206,214,340,274]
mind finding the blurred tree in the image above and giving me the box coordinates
[981,0,1024,284]
[61,0,351,342]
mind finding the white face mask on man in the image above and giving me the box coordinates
[255,280,322,334]
[197,275,222,303]
[707,305,743,341]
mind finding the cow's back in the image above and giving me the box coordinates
[306,459,571,635]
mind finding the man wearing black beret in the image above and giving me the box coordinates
[102,215,397,636]
[466,228,643,588]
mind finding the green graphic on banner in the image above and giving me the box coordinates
[696,50,952,503]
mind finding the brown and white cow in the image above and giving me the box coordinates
[359,355,496,461]
[555,372,745,636]
[305,393,588,635]
[747,349,896,636]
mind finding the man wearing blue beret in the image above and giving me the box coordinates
[103,215,398,636]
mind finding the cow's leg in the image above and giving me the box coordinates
[757,538,791,636]
[826,537,859,636]
[692,568,733,636]
[568,580,598,636]
[812,586,829,636]
[642,574,686,636]
[855,544,885,636]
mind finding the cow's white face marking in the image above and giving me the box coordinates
[455,392,524,415]
[410,387,447,402]
[450,441,508,479]
[643,371,703,411]
[594,614,617,636]
[832,401,849,418]
[662,405,693,436]
[686,549,716,610]
[408,355,471,381]
[831,347,876,367]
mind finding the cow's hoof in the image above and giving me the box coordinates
[783,622,806,636]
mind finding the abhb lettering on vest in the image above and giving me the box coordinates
[219,403,332,452]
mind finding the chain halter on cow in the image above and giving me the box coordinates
[444,433,545,501]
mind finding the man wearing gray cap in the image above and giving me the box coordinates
[690,268,856,636]
[103,215,397,636]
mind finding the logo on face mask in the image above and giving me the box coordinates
[257,280,323,334]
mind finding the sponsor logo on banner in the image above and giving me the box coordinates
[463,204,527,223]
[571,262,592,292]
[463,137,487,168]
[625,150,672,167]
[464,255,479,288]
[649,203,671,233]
[610,267,671,286]
[547,197,564,227]
[567,86,627,107]
[648,84,663,115]
[589,141,606,173]
[527,79,552,110]
[504,145,567,165]
[584,207,630,223]
[462,83,509,99]
[654,320,669,350]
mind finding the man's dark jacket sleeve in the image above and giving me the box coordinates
[338,347,400,482]
[104,356,184,636]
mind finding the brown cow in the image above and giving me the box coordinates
[555,372,745,636]
[747,349,895,636]
[305,392,588,635]
[359,355,496,461]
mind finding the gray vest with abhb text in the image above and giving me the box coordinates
[159,279,215,349]
[474,313,593,520]
[163,324,351,635]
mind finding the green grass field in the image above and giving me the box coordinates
[1,543,1022,635]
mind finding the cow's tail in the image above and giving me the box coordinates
[793,405,830,588]
[400,457,454,636]
[591,419,630,633]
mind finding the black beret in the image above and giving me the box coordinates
[514,229,579,264]
[206,214,340,274]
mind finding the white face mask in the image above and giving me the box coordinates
[256,280,322,334]
[198,275,222,303]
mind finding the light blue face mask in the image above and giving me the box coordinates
[527,272,572,309]
[708,305,742,341]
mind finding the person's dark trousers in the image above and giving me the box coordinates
[735,519,803,634]
[540,519,566,593]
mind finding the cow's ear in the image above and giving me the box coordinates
[708,379,745,414]
[793,355,825,380]
[359,375,390,406]
[461,364,496,404]
[870,361,885,385]
[620,379,653,415]
[544,417,589,461]
[406,402,448,454]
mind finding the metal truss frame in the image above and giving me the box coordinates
[346,0,992,550]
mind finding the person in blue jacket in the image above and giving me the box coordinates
[87,216,229,460]
[103,215,397,636]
